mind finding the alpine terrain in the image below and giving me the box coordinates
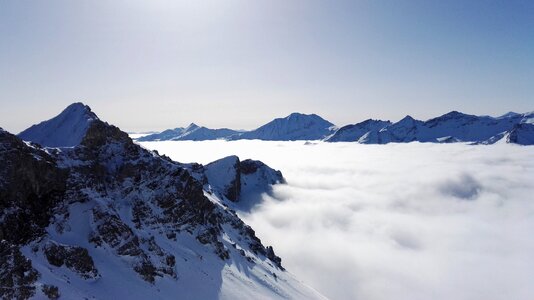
[0,103,325,300]
[135,111,533,145]
[138,123,240,142]
[326,111,534,145]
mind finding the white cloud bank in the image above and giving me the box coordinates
[140,140,534,300]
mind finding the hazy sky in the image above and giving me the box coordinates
[1,0,533,133]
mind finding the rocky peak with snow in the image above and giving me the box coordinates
[507,123,534,145]
[234,112,336,141]
[325,119,391,142]
[138,123,240,141]
[1,104,324,299]
[18,102,99,148]
[200,156,284,203]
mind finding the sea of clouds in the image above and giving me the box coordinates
[140,140,534,300]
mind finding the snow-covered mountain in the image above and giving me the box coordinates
[232,113,336,141]
[507,123,534,145]
[325,119,391,142]
[138,113,336,142]
[4,104,325,300]
[138,123,240,142]
[326,111,534,145]
[199,156,284,210]
[18,102,98,147]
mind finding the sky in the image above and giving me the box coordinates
[1,0,533,133]
[143,140,534,300]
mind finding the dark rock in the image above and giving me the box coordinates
[0,240,40,299]
[0,130,67,245]
[43,242,99,279]
[42,284,60,300]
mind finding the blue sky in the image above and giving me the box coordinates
[1,0,533,132]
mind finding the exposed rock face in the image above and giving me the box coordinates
[507,123,534,145]
[41,285,60,300]
[203,156,284,203]
[0,240,40,299]
[0,130,67,244]
[43,242,99,279]
[204,156,241,201]
[1,105,289,299]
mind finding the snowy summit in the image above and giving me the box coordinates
[18,102,98,147]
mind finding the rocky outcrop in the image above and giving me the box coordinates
[0,130,67,244]
[507,123,534,145]
[43,242,99,279]
[0,241,40,299]
[204,156,241,201]
[203,156,284,203]
[41,285,60,300]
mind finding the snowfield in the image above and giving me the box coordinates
[139,140,534,300]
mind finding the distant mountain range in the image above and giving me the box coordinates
[2,103,325,299]
[136,111,534,145]
[137,123,241,142]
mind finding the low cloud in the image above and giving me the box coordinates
[142,140,534,300]
[438,173,482,200]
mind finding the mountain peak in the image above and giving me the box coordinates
[286,112,321,120]
[400,115,415,122]
[236,113,335,141]
[185,123,200,130]
[442,111,466,118]
[497,111,520,119]
[18,102,99,147]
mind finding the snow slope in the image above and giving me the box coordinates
[18,102,98,147]
[137,123,240,141]
[325,119,391,142]
[233,113,336,141]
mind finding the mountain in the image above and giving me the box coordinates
[325,119,391,142]
[4,104,325,300]
[233,113,336,141]
[374,111,526,144]
[325,111,534,145]
[139,113,336,142]
[18,102,98,147]
[136,128,185,141]
[137,124,240,142]
[200,156,284,206]
[507,123,534,145]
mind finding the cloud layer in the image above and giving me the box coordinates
[141,140,534,300]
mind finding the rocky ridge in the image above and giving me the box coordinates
[2,104,323,299]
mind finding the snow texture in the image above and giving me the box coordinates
[18,102,98,147]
